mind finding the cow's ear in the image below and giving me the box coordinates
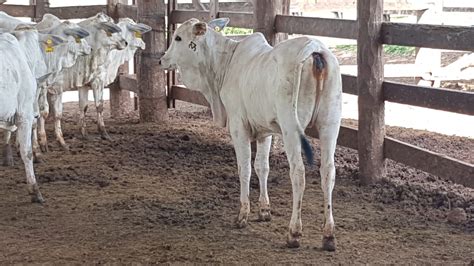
[208,18,230,32]
[192,22,207,36]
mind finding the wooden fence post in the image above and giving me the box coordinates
[30,0,48,22]
[137,0,168,122]
[357,0,385,185]
[209,0,218,20]
[253,0,289,46]
[108,0,133,118]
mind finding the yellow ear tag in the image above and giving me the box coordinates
[45,39,54,53]
[214,26,221,32]
[106,31,112,37]
[75,37,81,44]
[134,31,142,39]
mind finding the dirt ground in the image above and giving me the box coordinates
[0,99,473,264]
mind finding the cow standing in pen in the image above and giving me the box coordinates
[0,27,65,203]
[160,18,342,251]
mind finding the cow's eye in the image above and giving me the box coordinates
[175,36,182,41]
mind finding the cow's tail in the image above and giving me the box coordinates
[309,52,327,128]
[292,59,314,166]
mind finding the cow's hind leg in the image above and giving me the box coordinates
[254,135,272,221]
[281,124,306,248]
[2,131,14,166]
[17,117,44,203]
[78,87,89,139]
[318,122,339,251]
[229,121,252,228]
[92,82,110,140]
[31,118,44,163]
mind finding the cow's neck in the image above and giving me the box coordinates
[181,32,238,127]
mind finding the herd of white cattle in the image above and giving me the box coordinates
[1,15,343,251]
[0,11,151,203]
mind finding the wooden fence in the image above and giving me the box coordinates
[1,0,472,188]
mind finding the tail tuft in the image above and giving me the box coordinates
[300,134,314,166]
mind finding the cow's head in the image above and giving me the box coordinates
[118,18,151,51]
[96,21,128,50]
[61,21,92,56]
[160,18,231,127]
[159,18,229,70]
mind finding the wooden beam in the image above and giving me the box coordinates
[253,0,289,45]
[342,74,357,95]
[31,0,48,22]
[219,11,253,28]
[385,137,474,188]
[192,0,205,10]
[169,10,254,28]
[170,85,209,107]
[209,0,218,19]
[443,6,474,12]
[108,0,133,118]
[119,74,138,93]
[382,23,474,52]
[357,0,385,185]
[169,10,210,24]
[137,0,168,122]
[306,125,359,150]
[383,81,474,116]
[275,15,357,39]
[117,4,137,20]
[0,4,34,17]
[0,0,6,5]
[48,5,107,19]
[173,2,252,12]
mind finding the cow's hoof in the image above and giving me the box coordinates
[322,236,336,252]
[235,213,248,229]
[286,231,302,248]
[40,144,49,153]
[60,144,70,152]
[28,184,45,204]
[258,208,272,222]
[100,132,111,141]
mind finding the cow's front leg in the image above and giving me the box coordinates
[2,131,14,166]
[318,123,339,251]
[50,93,69,151]
[282,129,306,248]
[92,82,110,140]
[78,87,89,139]
[229,121,252,228]
[254,135,272,221]
[16,116,44,203]
[31,118,44,163]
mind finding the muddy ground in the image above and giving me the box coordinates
[0,100,472,264]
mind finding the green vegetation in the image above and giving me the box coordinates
[335,44,415,56]
[222,27,253,35]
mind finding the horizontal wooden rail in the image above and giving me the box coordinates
[169,10,254,28]
[0,4,34,17]
[173,2,252,12]
[169,85,473,188]
[48,5,107,19]
[118,74,138,93]
[385,137,474,188]
[382,22,474,51]
[443,7,474,12]
[275,15,358,39]
[117,3,137,20]
[342,74,357,95]
[383,81,474,115]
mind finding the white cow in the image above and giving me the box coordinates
[41,18,150,150]
[0,27,63,203]
[160,18,342,251]
[37,13,127,143]
[1,12,91,164]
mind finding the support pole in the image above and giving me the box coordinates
[357,0,385,185]
[30,0,48,22]
[137,0,168,122]
[209,0,218,20]
[253,0,289,46]
[108,0,133,118]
